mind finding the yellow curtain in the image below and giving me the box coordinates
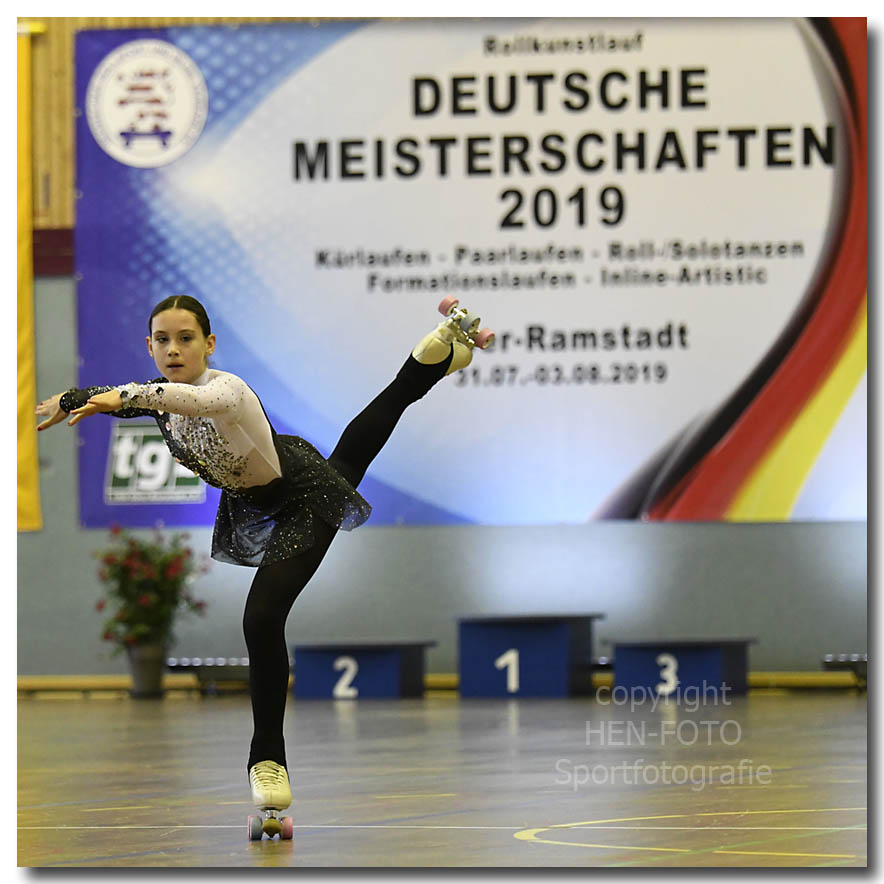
[18,24,42,531]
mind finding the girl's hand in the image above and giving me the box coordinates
[35,393,69,432]
[67,390,123,426]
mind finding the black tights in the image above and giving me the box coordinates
[242,351,451,771]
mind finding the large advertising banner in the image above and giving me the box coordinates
[74,18,866,527]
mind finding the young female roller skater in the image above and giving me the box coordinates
[35,294,492,838]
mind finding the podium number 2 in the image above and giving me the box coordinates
[495,648,520,693]
[333,655,359,698]
[655,653,679,696]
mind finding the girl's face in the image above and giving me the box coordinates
[147,308,216,384]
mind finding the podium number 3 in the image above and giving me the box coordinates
[655,652,679,696]
[495,648,520,693]
[333,655,359,698]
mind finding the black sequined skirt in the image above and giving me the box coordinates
[211,435,372,568]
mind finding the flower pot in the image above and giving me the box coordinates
[126,643,167,698]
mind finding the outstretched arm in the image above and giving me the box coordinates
[110,375,247,419]
[36,385,158,431]
[67,374,247,426]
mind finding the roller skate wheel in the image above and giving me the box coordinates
[248,815,263,840]
[281,816,294,840]
[475,328,495,350]
[263,816,283,838]
[460,312,481,335]
[438,295,459,316]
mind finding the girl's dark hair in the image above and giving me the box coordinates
[148,295,212,338]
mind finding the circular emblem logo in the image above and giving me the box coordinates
[85,39,208,168]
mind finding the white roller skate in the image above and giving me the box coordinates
[247,760,293,841]
[412,296,496,376]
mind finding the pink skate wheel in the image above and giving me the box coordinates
[475,328,495,349]
[281,816,294,840]
[438,295,459,316]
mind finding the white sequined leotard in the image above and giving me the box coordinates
[60,369,372,567]
[116,369,283,490]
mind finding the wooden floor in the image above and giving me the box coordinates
[18,690,867,868]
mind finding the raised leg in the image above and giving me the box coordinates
[328,330,455,489]
[329,300,493,486]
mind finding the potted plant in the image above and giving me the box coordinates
[95,523,209,697]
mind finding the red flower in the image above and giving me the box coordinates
[96,599,106,612]
[124,635,138,646]
[137,594,152,607]
[165,557,184,579]
[110,523,122,536]
[98,567,109,581]
[102,630,114,642]
[103,554,117,566]
[194,601,207,613]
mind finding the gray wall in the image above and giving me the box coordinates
[18,277,867,675]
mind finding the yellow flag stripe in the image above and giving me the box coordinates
[726,298,867,521]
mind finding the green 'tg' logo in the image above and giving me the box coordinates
[104,422,205,503]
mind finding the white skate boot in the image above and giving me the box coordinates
[412,296,496,376]
[247,760,293,841]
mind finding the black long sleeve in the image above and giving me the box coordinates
[59,380,164,419]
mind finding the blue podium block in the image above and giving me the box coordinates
[614,639,754,698]
[292,641,435,699]
[458,614,605,698]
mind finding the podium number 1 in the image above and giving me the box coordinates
[655,652,679,696]
[333,655,359,698]
[495,648,520,693]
